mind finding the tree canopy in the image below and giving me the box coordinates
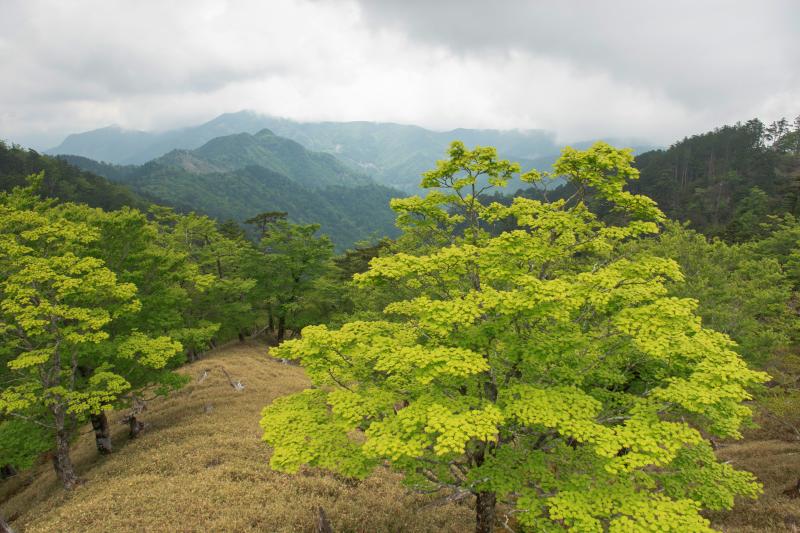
[260,142,768,532]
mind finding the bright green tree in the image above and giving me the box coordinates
[64,205,190,448]
[260,142,768,532]
[0,178,139,488]
[0,179,189,484]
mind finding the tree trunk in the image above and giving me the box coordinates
[0,464,17,479]
[277,315,286,342]
[52,405,78,489]
[315,506,332,533]
[90,411,112,455]
[475,491,497,533]
[128,415,145,439]
[0,512,16,533]
[783,478,800,499]
[238,331,245,343]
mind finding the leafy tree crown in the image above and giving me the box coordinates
[261,142,767,532]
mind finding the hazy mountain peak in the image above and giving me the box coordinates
[46,111,657,191]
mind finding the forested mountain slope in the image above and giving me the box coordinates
[45,111,279,165]
[631,117,800,239]
[61,130,402,248]
[0,141,152,211]
[251,116,562,191]
[159,128,372,189]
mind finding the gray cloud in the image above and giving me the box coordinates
[1,0,797,150]
[356,0,800,111]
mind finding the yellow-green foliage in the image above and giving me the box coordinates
[0,184,139,415]
[261,142,768,531]
[0,179,186,482]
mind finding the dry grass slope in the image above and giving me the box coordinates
[710,438,800,532]
[1,341,799,532]
[1,342,472,532]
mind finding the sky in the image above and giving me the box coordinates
[1,0,798,149]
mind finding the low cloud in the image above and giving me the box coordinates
[1,0,797,149]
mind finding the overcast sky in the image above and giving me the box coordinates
[1,0,798,149]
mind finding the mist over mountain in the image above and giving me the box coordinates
[48,111,656,192]
[46,112,279,165]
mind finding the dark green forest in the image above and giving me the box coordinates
[632,117,800,239]
[0,141,152,212]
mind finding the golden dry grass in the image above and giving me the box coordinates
[709,436,800,532]
[0,341,473,532]
[2,341,799,532]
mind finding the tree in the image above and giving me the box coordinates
[0,418,51,474]
[0,178,188,482]
[631,117,800,237]
[0,178,139,487]
[257,219,335,342]
[260,142,767,532]
[160,211,258,353]
[627,221,795,366]
[245,211,288,239]
[57,204,188,450]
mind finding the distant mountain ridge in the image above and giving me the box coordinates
[60,128,402,249]
[48,111,656,191]
[158,128,372,189]
[47,112,280,165]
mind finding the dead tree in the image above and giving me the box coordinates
[219,366,245,391]
[121,397,147,439]
[315,507,332,533]
[783,478,800,499]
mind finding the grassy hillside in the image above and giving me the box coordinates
[711,438,800,532]
[1,341,798,532]
[0,342,472,532]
